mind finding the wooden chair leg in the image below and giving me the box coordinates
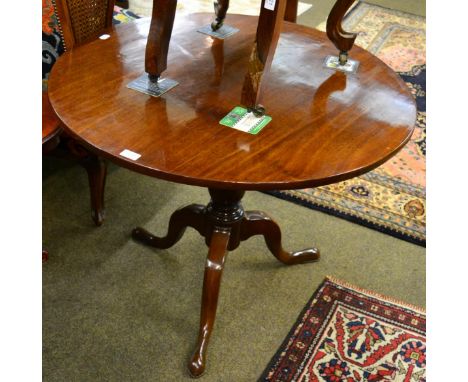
[326,0,357,64]
[81,155,107,226]
[211,0,230,30]
[145,0,178,81]
[284,0,298,22]
[63,137,108,226]
[47,135,108,227]
[241,0,287,111]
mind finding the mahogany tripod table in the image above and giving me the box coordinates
[48,13,416,378]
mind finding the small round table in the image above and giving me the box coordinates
[48,13,416,377]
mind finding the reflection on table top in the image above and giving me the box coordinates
[48,13,416,191]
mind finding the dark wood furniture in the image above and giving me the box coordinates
[42,92,62,154]
[43,0,115,226]
[145,0,357,114]
[326,0,357,65]
[48,13,416,377]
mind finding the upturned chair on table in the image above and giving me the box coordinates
[145,0,358,116]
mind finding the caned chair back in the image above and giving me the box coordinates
[54,0,115,49]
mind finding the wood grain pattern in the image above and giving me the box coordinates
[49,13,416,191]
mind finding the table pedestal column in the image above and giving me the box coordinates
[132,188,320,377]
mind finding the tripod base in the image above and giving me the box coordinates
[132,188,320,377]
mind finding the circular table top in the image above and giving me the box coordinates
[48,13,416,191]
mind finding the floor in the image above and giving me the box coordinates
[42,164,425,382]
[43,1,425,381]
[128,0,426,26]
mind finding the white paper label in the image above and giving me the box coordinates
[232,112,264,133]
[120,149,141,161]
[264,0,276,11]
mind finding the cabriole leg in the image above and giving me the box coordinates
[240,210,320,265]
[188,228,231,377]
[132,204,206,249]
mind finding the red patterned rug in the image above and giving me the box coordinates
[260,277,426,382]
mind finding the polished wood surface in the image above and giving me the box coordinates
[49,13,416,191]
[132,188,319,377]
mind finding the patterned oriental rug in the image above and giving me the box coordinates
[259,277,426,382]
[268,2,426,246]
